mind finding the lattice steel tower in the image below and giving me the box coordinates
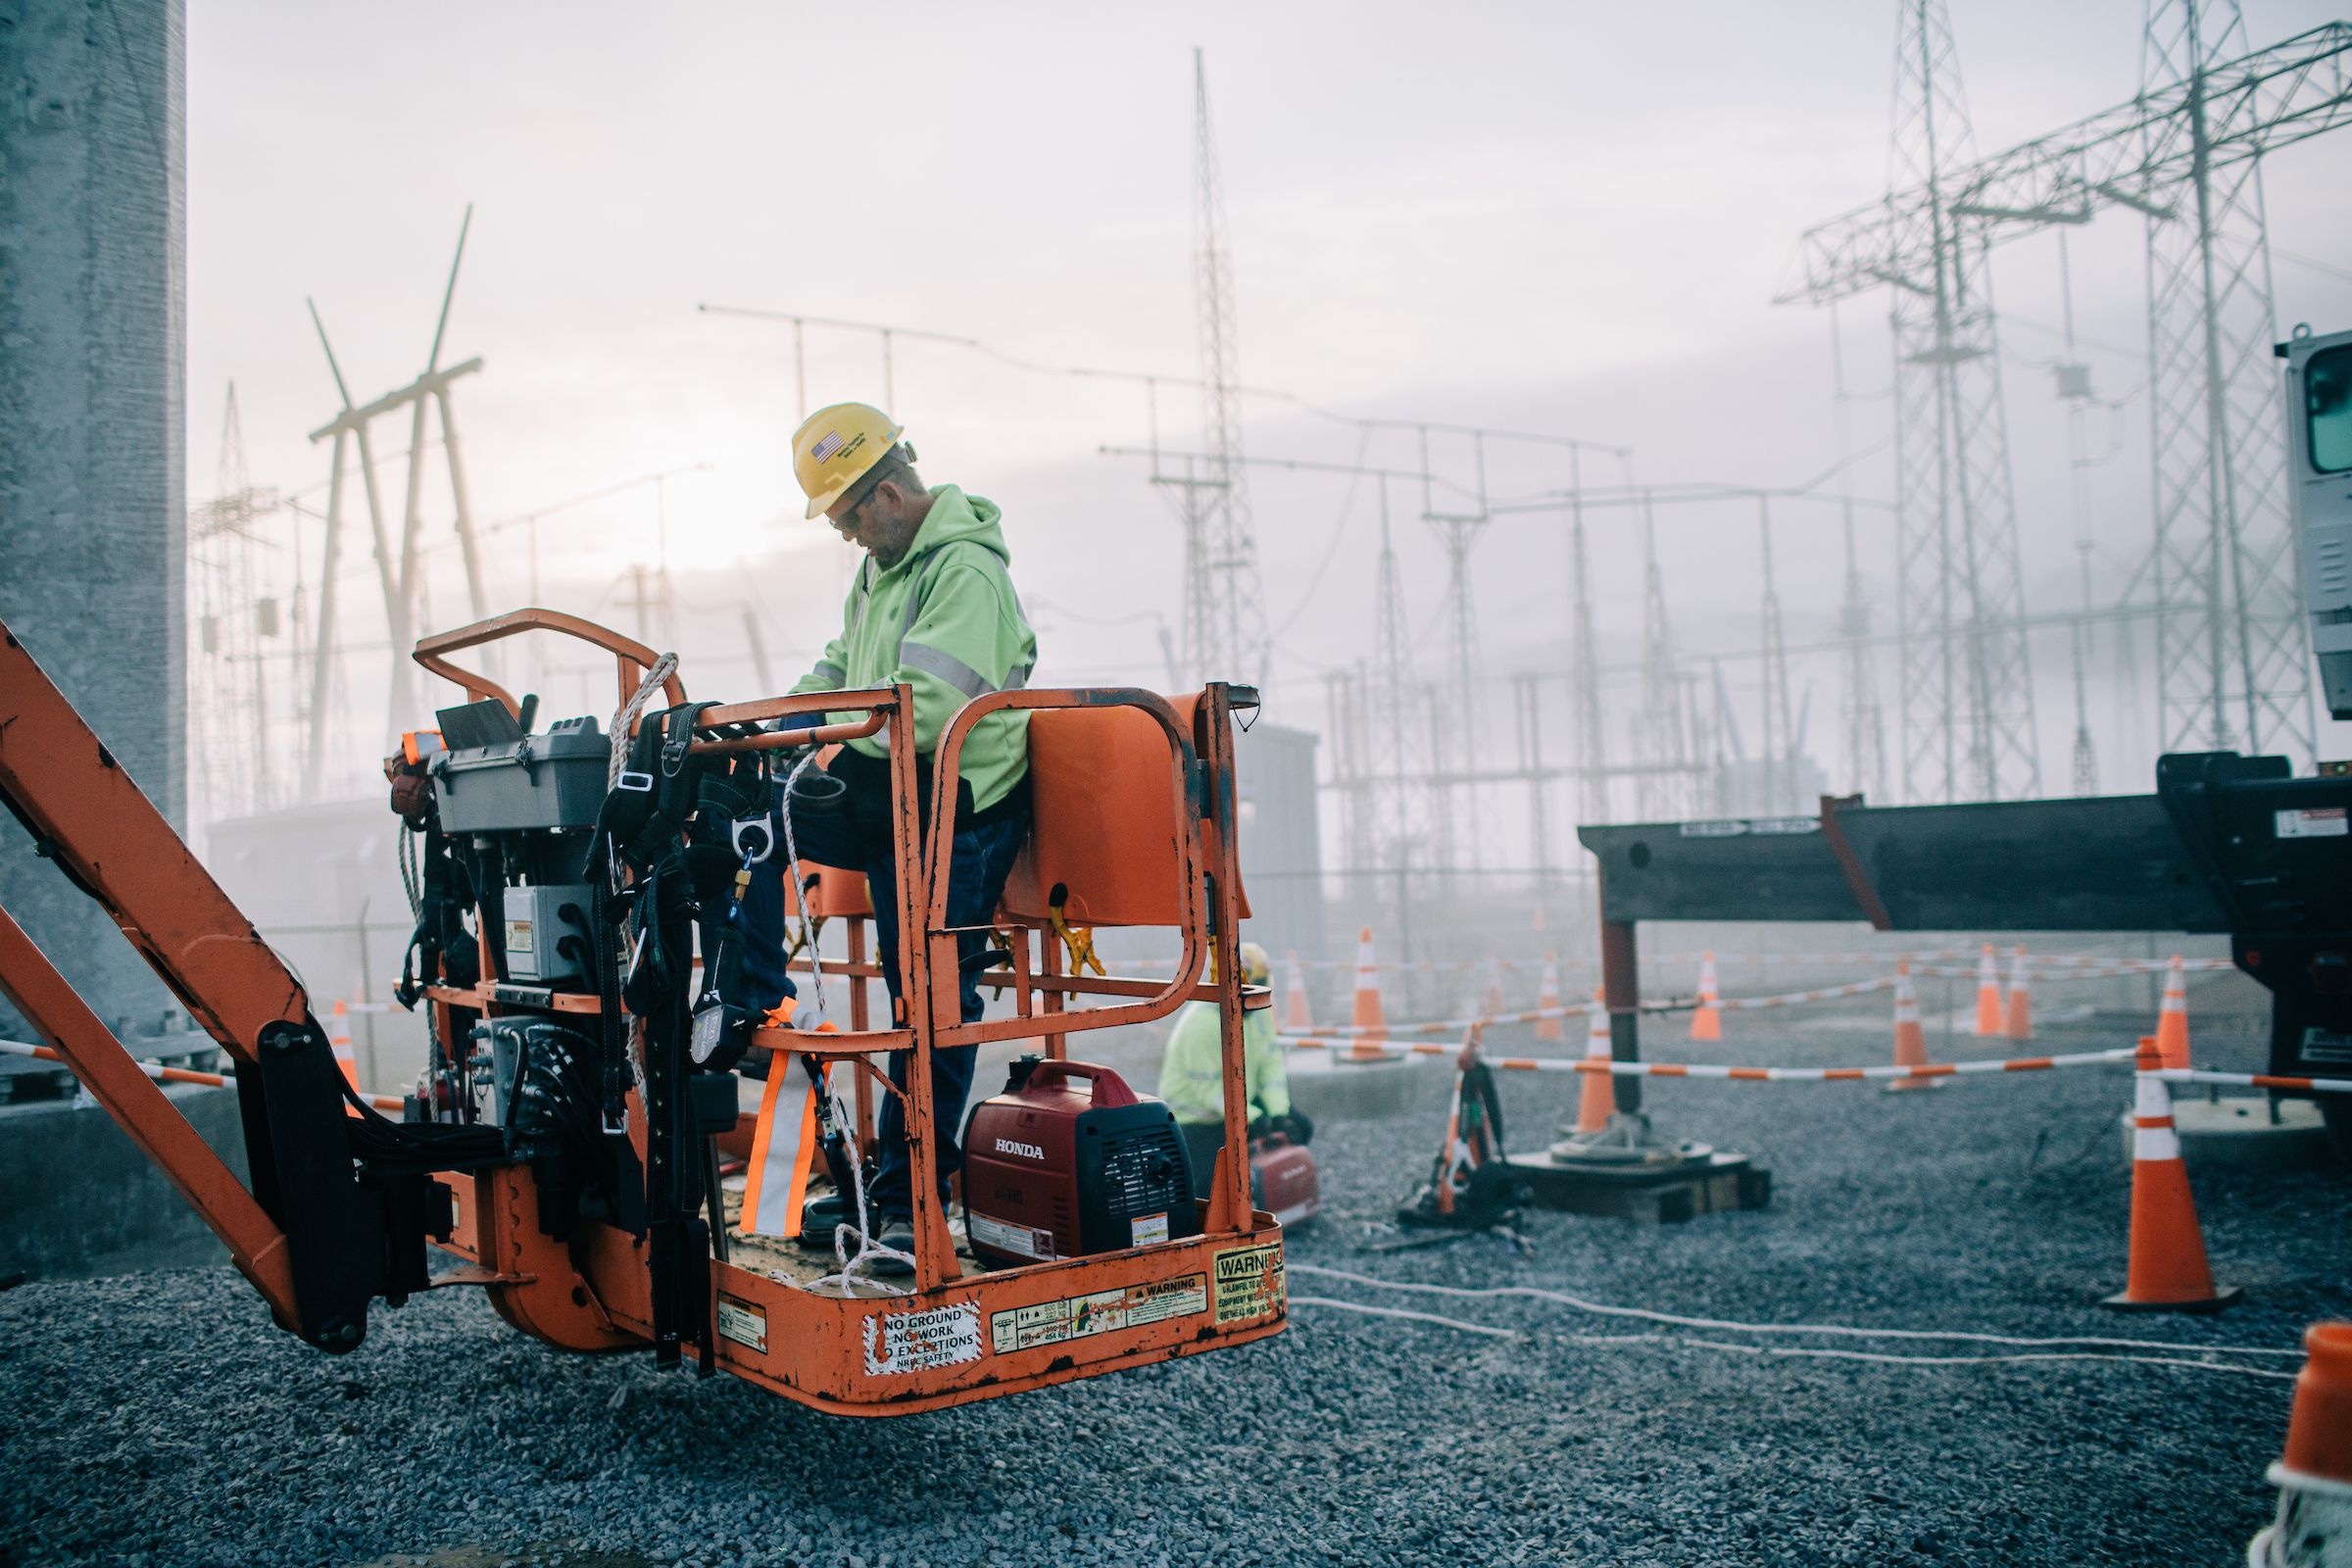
[1788,12,2350,793]
[1886,0,2040,803]
[1186,48,1271,690]
[2142,0,2315,760]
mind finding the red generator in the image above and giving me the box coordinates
[962,1059,1201,1267]
[1250,1137,1319,1227]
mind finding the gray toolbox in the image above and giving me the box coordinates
[429,702,612,834]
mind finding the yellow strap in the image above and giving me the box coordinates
[1047,895,1106,978]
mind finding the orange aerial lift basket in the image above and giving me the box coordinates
[0,610,1286,1415]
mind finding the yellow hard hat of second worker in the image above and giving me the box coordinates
[793,402,904,520]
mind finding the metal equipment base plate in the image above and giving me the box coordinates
[1504,1150,1771,1223]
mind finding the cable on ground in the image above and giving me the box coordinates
[1289,1262,2304,1357]
[1288,1295,2298,1381]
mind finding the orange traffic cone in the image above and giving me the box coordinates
[1283,950,1313,1031]
[1534,955,1565,1043]
[1482,959,1507,1019]
[2155,955,2190,1070]
[1690,950,1723,1043]
[2250,1322,2352,1566]
[1574,989,1615,1135]
[329,1000,360,1089]
[2004,945,2034,1041]
[2103,1037,2240,1312]
[1973,944,2004,1037]
[1886,959,1939,1092]
[1348,926,1388,1059]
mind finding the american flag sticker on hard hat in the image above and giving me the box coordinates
[810,429,846,464]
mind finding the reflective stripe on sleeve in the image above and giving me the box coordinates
[901,641,999,699]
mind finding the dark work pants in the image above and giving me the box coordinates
[734,760,1030,1220]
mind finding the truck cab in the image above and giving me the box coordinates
[2281,323,2352,722]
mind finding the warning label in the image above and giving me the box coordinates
[988,1273,1208,1353]
[1130,1211,1170,1247]
[714,1294,767,1354]
[862,1301,983,1377]
[504,918,534,954]
[2277,807,2349,839]
[969,1210,1056,1260]
[1212,1243,1286,1324]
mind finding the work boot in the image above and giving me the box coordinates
[870,1218,916,1275]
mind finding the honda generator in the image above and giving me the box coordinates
[962,1058,1199,1267]
[1250,1137,1319,1227]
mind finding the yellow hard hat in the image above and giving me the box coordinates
[1205,944,1270,986]
[793,402,904,521]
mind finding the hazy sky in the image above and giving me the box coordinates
[186,2,2352,808]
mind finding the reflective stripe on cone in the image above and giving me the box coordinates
[2103,1037,2239,1314]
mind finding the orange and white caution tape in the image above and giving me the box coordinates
[1659,950,2233,973]
[1278,1033,2138,1081]
[1278,974,1901,1045]
[0,1038,408,1112]
[2155,1066,2352,1096]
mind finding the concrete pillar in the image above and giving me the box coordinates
[0,0,187,1036]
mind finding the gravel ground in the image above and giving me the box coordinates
[2,1001,2346,1568]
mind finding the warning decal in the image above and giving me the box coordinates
[2277,807,2349,839]
[1212,1243,1287,1324]
[715,1294,767,1354]
[862,1301,983,1377]
[968,1210,1056,1260]
[988,1274,1208,1353]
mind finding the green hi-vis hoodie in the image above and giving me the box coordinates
[793,485,1039,814]
[1155,1000,1291,1127]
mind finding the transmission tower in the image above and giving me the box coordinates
[1830,306,1888,802]
[1786,14,2352,785]
[1565,449,1609,825]
[1186,49,1271,691]
[1421,427,1489,867]
[1885,0,2039,803]
[188,383,283,826]
[2143,0,2315,760]
[303,206,491,781]
[1369,480,1426,875]
[1634,492,1694,820]
[1756,498,1798,814]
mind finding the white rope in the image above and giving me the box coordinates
[775,747,828,1028]
[1288,1296,2297,1381]
[606,652,680,788]
[1289,1263,2304,1357]
[809,1123,916,1298]
[1290,1295,1521,1339]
